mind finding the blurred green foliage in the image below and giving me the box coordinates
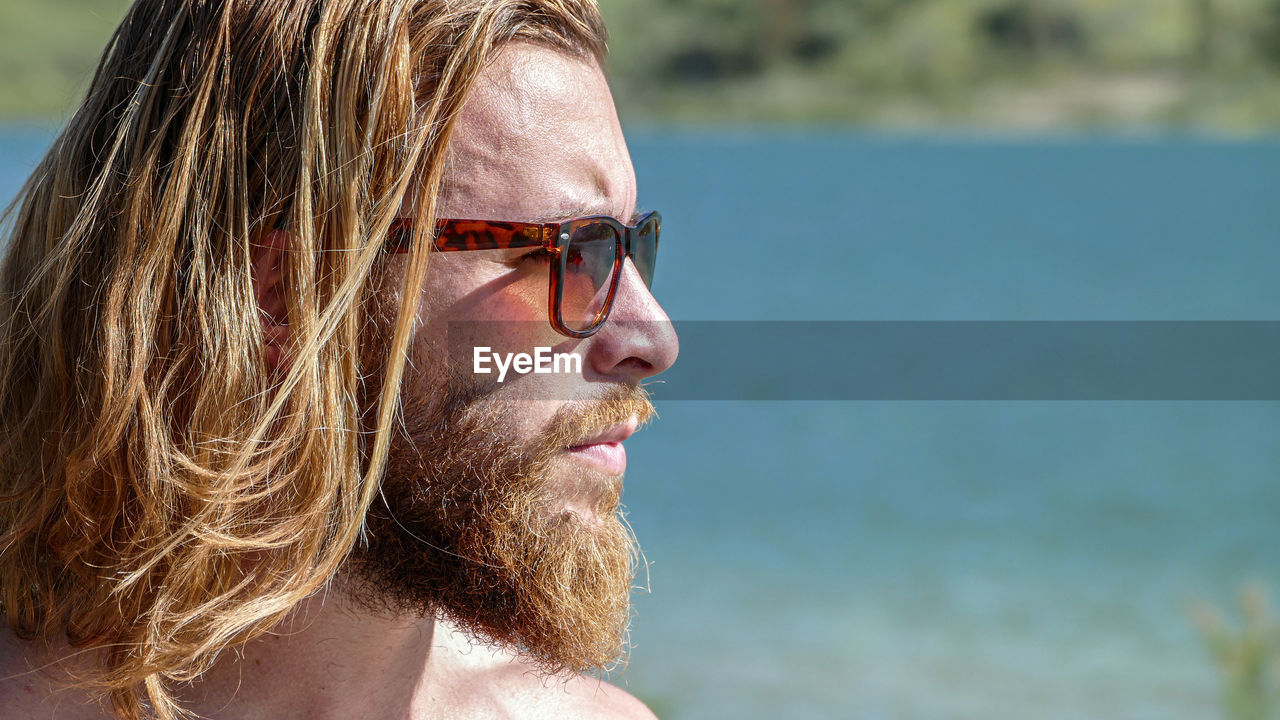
[1193,585,1280,720]
[0,0,132,121]
[5,1,1280,128]
[599,0,1280,129]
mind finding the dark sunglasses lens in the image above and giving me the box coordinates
[632,215,659,288]
[559,221,620,333]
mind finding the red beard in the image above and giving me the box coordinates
[349,373,654,675]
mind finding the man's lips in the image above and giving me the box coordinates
[567,417,638,476]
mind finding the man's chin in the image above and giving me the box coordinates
[481,504,637,673]
[347,499,637,675]
[544,455,626,521]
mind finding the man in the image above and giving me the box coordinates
[0,1,676,718]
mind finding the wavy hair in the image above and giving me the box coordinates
[0,1,605,717]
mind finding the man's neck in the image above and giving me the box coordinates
[178,595,421,719]
[0,595,535,720]
[178,594,527,720]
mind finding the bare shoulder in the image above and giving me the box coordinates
[568,676,658,719]
[494,667,658,720]
[430,622,657,719]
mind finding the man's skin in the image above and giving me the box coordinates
[0,40,675,720]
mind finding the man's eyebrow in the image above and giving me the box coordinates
[531,206,641,224]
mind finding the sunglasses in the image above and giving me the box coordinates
[387,211,661,338]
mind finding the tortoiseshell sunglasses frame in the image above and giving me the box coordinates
[386,211,661,339]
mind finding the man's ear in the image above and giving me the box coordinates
[251,229,291,372]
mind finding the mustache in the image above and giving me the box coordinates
[536,383,656,459]
[394,365,656,470]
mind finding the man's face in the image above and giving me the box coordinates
[349,41,678,673]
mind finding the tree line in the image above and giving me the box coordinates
[600,0,1280,127]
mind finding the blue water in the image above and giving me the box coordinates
[6,127,1280,719]
[623,132,1280,720]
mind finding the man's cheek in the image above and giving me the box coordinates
[452,293,576,379]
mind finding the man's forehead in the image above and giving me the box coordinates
[437,42,637,223]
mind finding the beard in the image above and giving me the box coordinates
[346,361,655,676]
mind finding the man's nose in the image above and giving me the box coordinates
[586,258,678,382]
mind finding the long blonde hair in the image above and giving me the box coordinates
[0,1,605,717]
